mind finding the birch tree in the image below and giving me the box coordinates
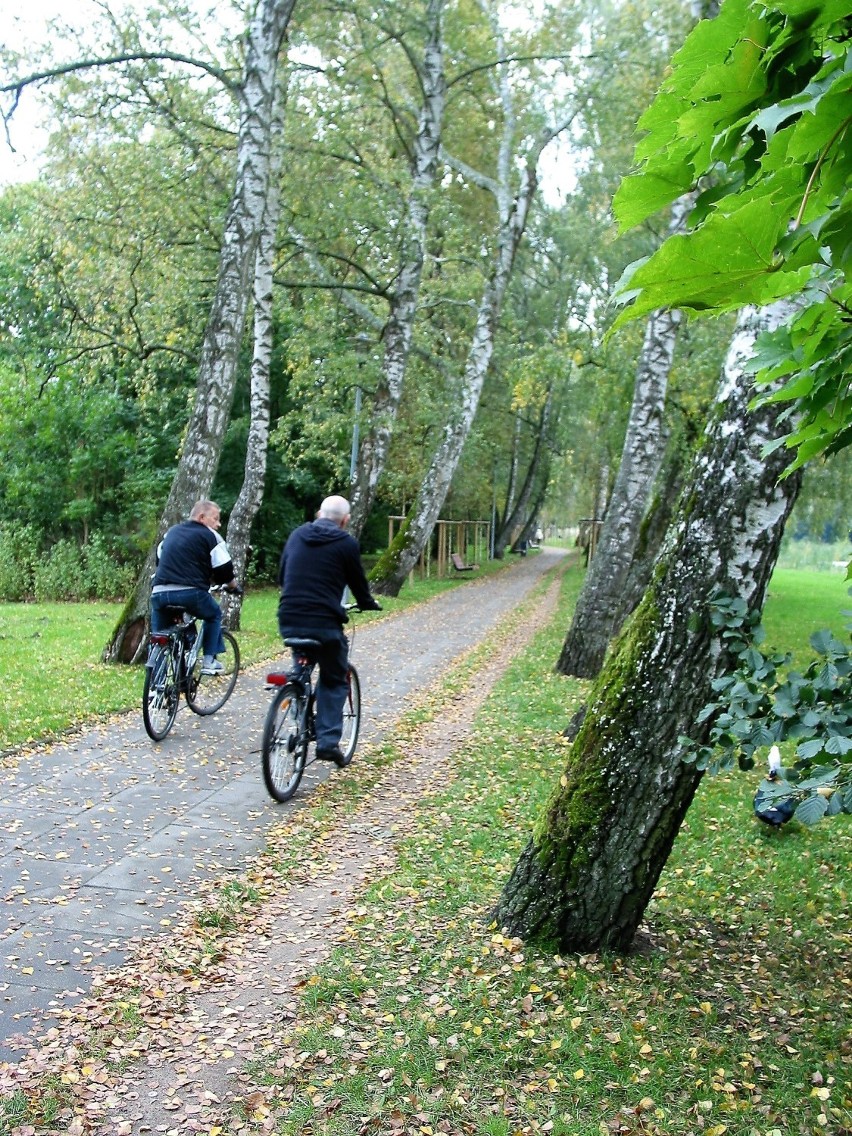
[555,194,693,677]
[496,0,851,952]
[221,78,287,631]
[496,299,801,951]
[370,6,581,595]
[345,0,447,538]
[104,0,297,661]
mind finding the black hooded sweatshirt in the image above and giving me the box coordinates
[277,518,377,631]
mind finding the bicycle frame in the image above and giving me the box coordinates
[262,614,362,801]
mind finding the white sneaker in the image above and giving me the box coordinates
[201,656,224,675]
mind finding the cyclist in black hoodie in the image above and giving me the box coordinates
[277,495,381,763]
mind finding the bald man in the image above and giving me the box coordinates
[277,495,381,764]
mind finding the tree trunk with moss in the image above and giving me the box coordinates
[494,302,801,953]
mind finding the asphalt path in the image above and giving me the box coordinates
[0,547,565,1062]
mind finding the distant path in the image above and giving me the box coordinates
[0,548,567,1061]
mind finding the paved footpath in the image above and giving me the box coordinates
[0,548,566,1062]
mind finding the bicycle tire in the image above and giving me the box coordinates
[262,683,309,802]
[142,646,180,741]
[186,630,240,715]
[336,663,361,767]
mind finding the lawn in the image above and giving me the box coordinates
[234,566,850,1136]
[0,564,511,754]
[1,560,849,1134]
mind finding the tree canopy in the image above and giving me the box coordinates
[611,0,851,472]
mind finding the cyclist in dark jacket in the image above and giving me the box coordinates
[151,500,240,674]
[278,495,381,762]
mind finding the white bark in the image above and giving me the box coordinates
[375,13,578,593]
[495,385,554,555]
[498,299,803,953]
[160,0,296,528]
[105,0,296,663]
[348,0,447,537]
[223,78,287,629]
[558,190,696,678]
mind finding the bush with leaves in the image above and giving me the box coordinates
[0,523,41,601]
[681,592,852,826]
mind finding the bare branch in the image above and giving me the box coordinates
[1,50,237,108]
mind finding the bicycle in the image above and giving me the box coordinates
[142,587,240,741]
[261,610,362,803]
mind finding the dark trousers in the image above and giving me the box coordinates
[279,624,349,750]
[151,588,224,657]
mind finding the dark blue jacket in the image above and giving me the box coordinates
[277,519,377,630]
[153,520,234,592]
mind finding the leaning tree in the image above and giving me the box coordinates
[496,0,850,951]
[496,299,801,951]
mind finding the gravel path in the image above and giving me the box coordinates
[0,548,568,1065]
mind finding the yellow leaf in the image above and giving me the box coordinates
[550,1039,562,1050]
[573,1069,585,1080]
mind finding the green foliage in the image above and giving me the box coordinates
[0,523,41,601]
[680,591,852,825]
[612,0,852,469]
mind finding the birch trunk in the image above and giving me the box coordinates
[371,20,574,595]
[348,0,446,538]
[557,191,695,678]
[495,300,802,953]
[494,386,554,556]
[222,80,286,633]
[103,0,296,663]
[493,413,524,558]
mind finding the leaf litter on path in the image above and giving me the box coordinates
[0,566,567,1135]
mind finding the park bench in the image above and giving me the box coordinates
[451,552,478,572]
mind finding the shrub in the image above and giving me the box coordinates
[0,523,42,600]
[84,533,135,600]
[33,539,88,602]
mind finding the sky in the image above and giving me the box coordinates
[0,0,81,185]
[0,0,573,202]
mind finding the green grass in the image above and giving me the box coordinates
[1,557,849,1135]
[776,537,851,573]
[236,565,850,1136]
[0,564,512,754]
[762,568,851,663]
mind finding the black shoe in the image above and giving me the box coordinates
[316,745,345,765]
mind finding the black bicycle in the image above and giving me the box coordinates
[261,618,362,803]
[142,590,240,741]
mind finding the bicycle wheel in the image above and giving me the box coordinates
[142,646,180,741]
[336,663,361,767]
[262,683,309,802]
[186,630,240,715]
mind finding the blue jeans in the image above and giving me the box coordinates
[279,625,349,750]
[151,588,224,657]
